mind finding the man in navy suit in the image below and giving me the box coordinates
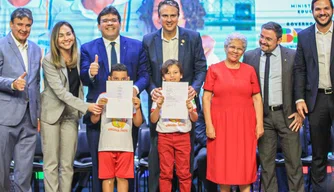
[0,8,41,192]
[294,0,334,191]
[80,5,149,192]
[142,1,207,191]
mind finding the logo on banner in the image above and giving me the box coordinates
[281,28,303,43]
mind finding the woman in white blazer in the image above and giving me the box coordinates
[40,21,102,192]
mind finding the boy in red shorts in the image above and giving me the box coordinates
[91,63,143,192]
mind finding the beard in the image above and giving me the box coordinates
[314,14,333,28]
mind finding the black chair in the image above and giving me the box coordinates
[135,125,150,192]
[72,120,93,192]
[32,133,43,191]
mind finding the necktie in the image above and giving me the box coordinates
[264,52,272,116]
[110,42,117,66]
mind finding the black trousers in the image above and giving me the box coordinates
[308,92,334,192]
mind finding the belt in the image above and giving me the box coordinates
[269,105,283,111]
[318,88,333,95]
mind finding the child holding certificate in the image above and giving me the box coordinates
[150,59,198,192]
[90,64,142,192]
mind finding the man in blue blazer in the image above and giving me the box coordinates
[80,5,149,192]
[294,0,334,191]
[142,1,207,191]
[0,8,41,192]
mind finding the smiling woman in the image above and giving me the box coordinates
[40,21,102,192]
[203,33,263,192]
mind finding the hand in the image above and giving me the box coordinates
[256,124,264,140]
[13,72,27,91]
[188,86,196,100]
[89,55,99,77]
[206,124,216,139]
[288,112,304,132]
[151,87,162,101]
[37,119,40,132]
[88,103,102,115]
[296,101,308,119]
[133,87,138,97]
[133,97,141,110]
[156,96,164,109]
[186,98,193,112]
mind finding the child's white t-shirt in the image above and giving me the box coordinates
[151,99,196,133]
[97,93,134,152]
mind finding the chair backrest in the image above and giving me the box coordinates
[35,133,43,159]
[137,127,151,159]
[75,130,91,160]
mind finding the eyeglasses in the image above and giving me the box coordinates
[228,45,244,52]
[100,18,118,24]
[259,35,274,42]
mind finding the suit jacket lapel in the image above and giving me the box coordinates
[155,30,163,68]
[309,26,318,66]
[7,35,26,72]
[254,49,261,86]
[97,38,109,73]
[60,58,69,90]
[280,46,289,100]
[178,27,185,66]
[329,23,334,79]
[27,43,34,84]
[120,36,127,64]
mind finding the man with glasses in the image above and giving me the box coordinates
[80,5,149,192]
[142,0,207,191]
[243,22,304,192]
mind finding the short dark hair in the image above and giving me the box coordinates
[161,59,183,76]
[311,0,333,11]
[10,8,33,23]
[261,21,283,39]
[110,63,128,76]
[158,0,180,17]
[97,5,121,25]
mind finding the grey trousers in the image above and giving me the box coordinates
[0,110,37,192]
[258,110,304,192]
[41,118,78,192]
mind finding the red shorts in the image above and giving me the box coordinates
[98,151,134,179]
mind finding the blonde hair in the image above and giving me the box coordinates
[50,21,78,69]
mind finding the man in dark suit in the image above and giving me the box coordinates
[80,5,149,192]
[0,8,41,192]
[243,22,304,192]
[142,1,207,191]
[294,0,334,191]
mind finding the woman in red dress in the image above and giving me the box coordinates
[202,33,264,192]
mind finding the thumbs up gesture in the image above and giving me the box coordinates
[13,72,27,91]
[89,54,99,77]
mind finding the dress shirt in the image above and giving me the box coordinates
[260,46,283,106]
[315,22,333,89]
[162,27,179,63]
[11,32,28,73]
[102,36,120,69]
